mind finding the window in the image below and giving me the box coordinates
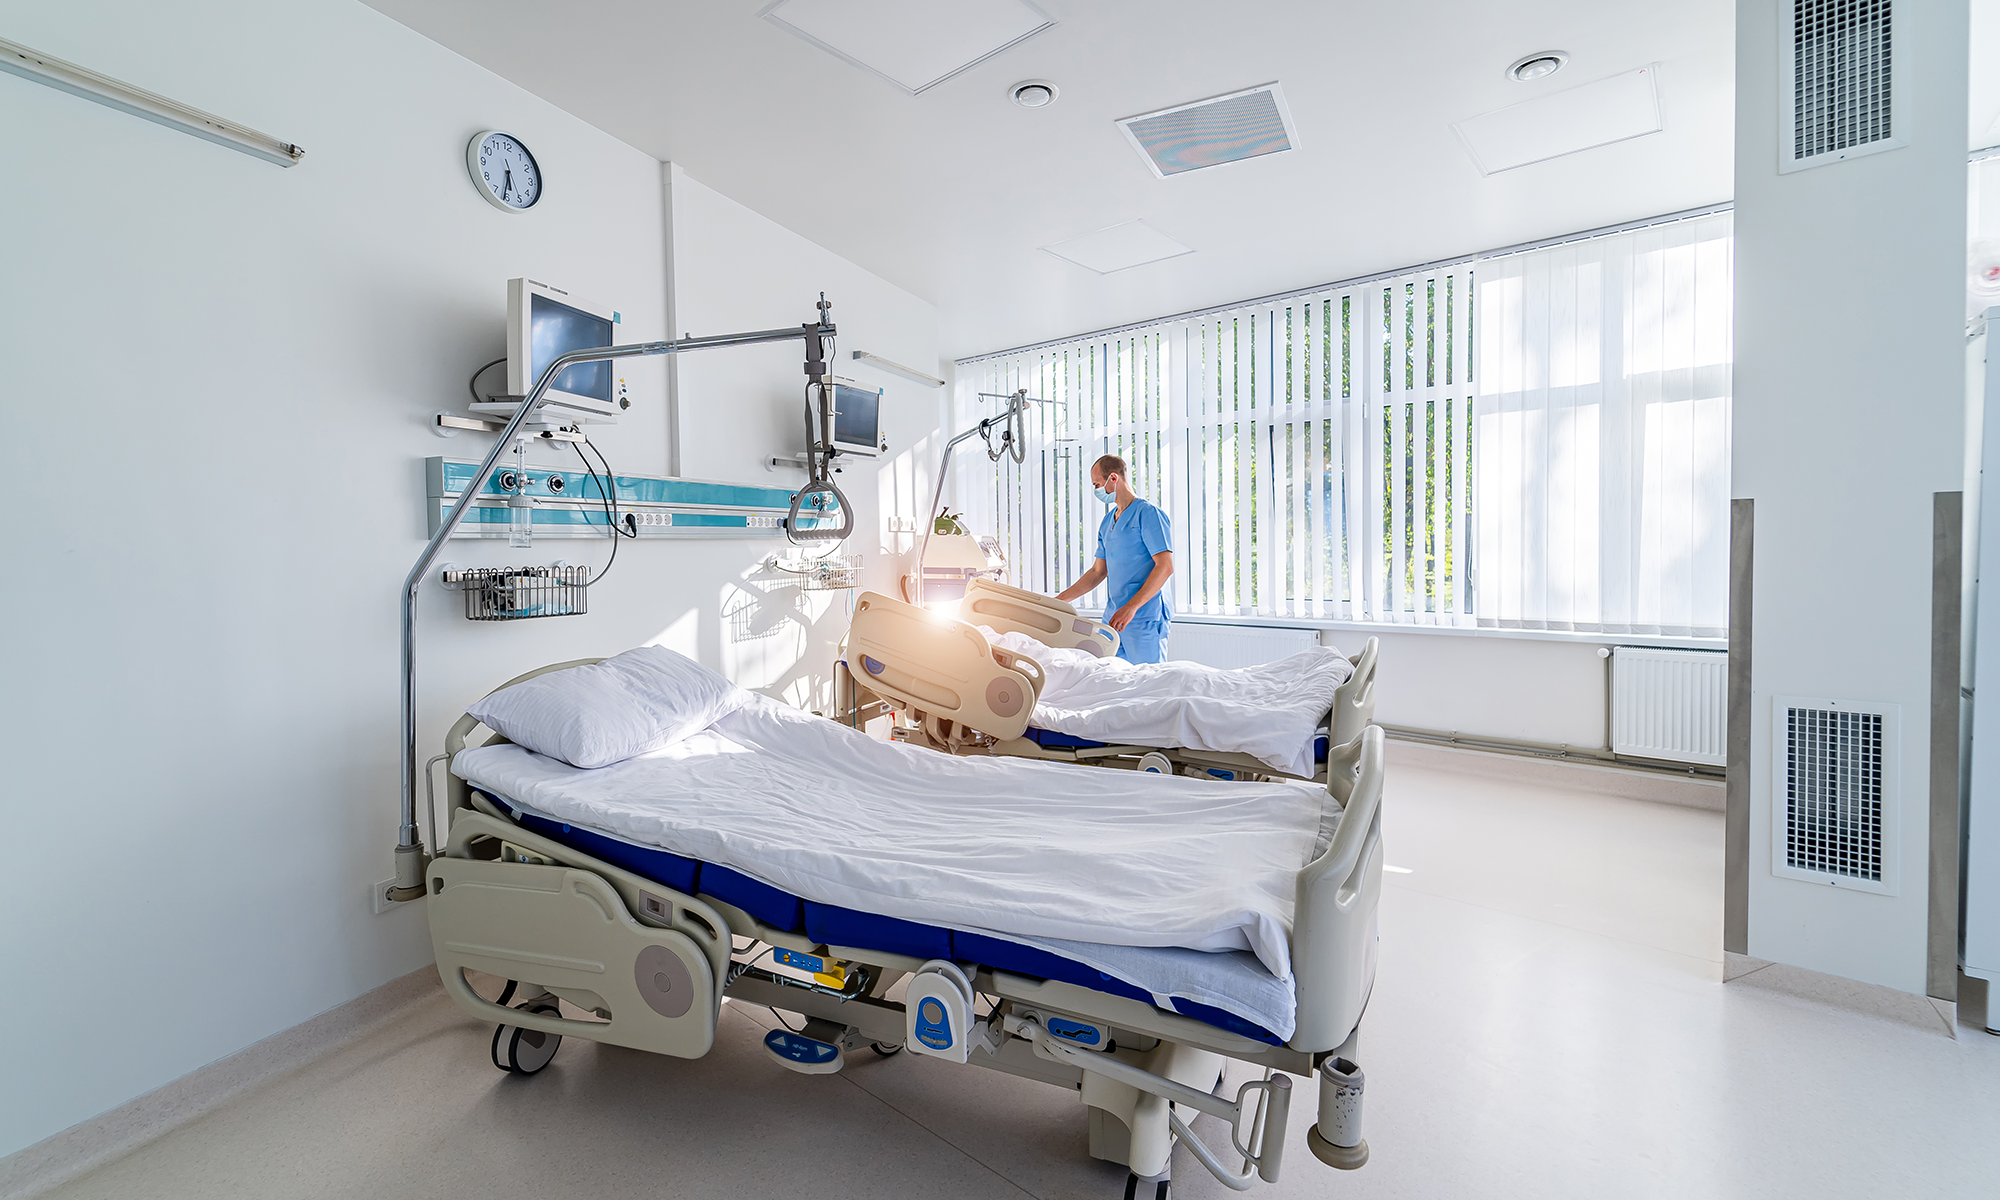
[954,210,1732,637]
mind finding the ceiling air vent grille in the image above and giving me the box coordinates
[1117,84,1297,179]
[1771,698,1899,895]
[1782,0,1904,172]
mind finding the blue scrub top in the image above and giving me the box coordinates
[1094,497,1173,629]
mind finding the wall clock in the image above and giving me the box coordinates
[466,130,541,212]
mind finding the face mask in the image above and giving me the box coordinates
[1094,486,1117,506]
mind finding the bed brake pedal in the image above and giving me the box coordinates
[763,1018,849,1075]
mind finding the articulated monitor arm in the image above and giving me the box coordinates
[391,299,840,901]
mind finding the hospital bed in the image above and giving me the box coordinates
[427,653,1383,1194]
[837,581,1379,783]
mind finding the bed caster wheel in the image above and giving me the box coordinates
[870,1042,903,1057]
[491,1000,562,1075]
[1136,752,1173,775]
[1122,1172,1169,1200]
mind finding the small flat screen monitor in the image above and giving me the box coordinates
[830,379,882,456]
[490,278,624,421]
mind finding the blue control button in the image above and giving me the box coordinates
[1047,1017,1101,1046]
[764,1029,839,1065]
[861,654,885,676]
[915,996,953,1050]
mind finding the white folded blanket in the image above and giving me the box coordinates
[984,631,1354,777]
[454,694,1338,987]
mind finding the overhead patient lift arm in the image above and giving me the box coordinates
[391,299,840,901]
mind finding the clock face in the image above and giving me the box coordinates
[467,131,541,212]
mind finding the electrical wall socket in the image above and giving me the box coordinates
[372,879,402,915]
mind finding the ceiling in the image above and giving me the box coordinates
[362,0,1749,359]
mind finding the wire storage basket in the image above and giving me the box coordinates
[443,565,591,620]
[790,553,861,591]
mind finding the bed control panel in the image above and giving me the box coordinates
[1016,1007,1111,1052]
[773,946,848,988]
[905,960,978,1064]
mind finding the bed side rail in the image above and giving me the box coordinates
[1327,638,1378,751]
[1288,725,1384,1052]
[964,576,1120,659]
[847,591,1042,740]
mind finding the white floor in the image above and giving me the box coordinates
[43,756,2000,1199]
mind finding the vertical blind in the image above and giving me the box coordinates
[954,211,1732,636]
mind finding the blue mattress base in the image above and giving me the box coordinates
[497,800,1282,1046]
[1022,727,1331,764]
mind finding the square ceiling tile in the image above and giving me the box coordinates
[762,0,1054,95]
[1453,66,1663,175]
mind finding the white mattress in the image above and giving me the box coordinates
[455,694,1340,1038]
[984,631,1354,777]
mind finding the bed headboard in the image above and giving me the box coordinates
[962,577,1119,658]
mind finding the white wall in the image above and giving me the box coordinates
[1733,0,1968,991]
[668,166,942,706]
[0,0,935,1159]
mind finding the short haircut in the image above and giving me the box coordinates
[1093,454,1128,481]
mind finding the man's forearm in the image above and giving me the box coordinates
[1057,565,1106,602]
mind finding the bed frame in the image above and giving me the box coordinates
[835,588,1380,783]
[426,659,1383,1193]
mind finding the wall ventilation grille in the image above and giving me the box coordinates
[1783,0,1902,172]
[1772,698,1898,895]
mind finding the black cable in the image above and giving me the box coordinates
[567,436,634,588]
[468,357,507,406]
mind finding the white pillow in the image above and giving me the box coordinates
[466,646,752,769]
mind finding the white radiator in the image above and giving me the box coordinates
[1609,647,1728,766]
[1167,622,1319,669]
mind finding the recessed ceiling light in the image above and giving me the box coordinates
[1042,220,1193,274]
[1507,51,1569,82]
[1010,80,1058,108]
[1454,65,1661,174]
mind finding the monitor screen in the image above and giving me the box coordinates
[531,293,614,400]
[833,383,880,450]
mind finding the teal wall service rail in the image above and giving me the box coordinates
[425,457,837,539]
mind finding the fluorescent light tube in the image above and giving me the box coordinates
[851,350,945,388]
[0,36,304,167]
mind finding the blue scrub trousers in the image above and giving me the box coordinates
[1117,620,1168,664]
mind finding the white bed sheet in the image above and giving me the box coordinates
[984,631,1354,778]
[495,791,1300,1038]
[455,695,1338,1035]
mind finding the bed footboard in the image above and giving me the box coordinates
[1288,725,1384,1052]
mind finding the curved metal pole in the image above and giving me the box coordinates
[913,390,1032,603]
[392,317,834,900]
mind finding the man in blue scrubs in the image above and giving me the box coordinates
[1055,454,1174,663]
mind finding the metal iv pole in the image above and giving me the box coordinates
[389,299,839,901]
[912,389,1032,605]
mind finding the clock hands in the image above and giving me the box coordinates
[502,166,513,199]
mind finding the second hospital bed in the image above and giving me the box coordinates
[837,578,1379,782]
[426,647,1384,1194]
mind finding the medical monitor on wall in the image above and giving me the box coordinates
[829,377,883,457]
[478,278,627,422]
